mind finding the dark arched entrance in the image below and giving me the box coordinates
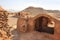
[35,16,54,34]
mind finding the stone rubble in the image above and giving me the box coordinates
[0,11,12,40]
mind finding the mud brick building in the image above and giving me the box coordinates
[17,13,60,40]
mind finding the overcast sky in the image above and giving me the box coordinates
[0,0,60,11]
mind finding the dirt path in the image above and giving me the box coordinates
[11,30,53,40]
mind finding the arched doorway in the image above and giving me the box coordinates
[34,16,54,34]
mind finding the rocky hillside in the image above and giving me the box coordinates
[21,6,60,18]
[21,6,47,16]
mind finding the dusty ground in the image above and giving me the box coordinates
[8,16,18,26]
[11,30,53,40]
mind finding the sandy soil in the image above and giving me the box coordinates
[11,30,53,40]
[8,16,18,29]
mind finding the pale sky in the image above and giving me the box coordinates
[0,0,60,11]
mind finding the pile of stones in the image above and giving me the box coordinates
[0,11,12,40]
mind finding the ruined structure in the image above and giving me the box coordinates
[17,12,31,32]
[17,13,60,40]
[32,14,60,40]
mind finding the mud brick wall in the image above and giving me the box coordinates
[54,20,60,40]
[32,14,60,40]
[17,13,60,40]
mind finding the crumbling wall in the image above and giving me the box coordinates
[17,12,32,32]
[32,14,60,40]
[17,13,60,40]
[54,20,60,40]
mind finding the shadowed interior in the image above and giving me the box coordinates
[35,16,54,34]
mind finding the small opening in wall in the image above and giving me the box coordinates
[35,16,54,34]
